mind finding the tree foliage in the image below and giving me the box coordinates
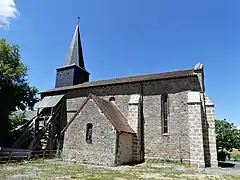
[9,111,26,129]
[215,119,240,151]
[0,38,39,146]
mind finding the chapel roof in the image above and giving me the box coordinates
[88,94,135,134]
[91,94,135,134]
[41,68,197,94]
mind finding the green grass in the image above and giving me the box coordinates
[231,148,240,161]
[0,161,240,180]
[232,154,240,161]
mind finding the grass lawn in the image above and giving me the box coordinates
[231,148,240,161]
[0,160,240,180]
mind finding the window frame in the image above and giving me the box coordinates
[109,96,115,102]
[86,123,93,144]
[161,94,169,134]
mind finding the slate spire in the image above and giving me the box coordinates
[64,24,85,69]
[55,22,90,88]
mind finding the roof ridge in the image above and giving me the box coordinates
[106,68,193,79]
[41,68,196,94]
[86,68,194,83]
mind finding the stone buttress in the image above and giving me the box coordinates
[187,91,205,168]
[128,94,144,162]
[204,94,218,167]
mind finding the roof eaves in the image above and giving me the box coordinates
[40,69,196,95]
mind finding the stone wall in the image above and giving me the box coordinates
[128,94,143,162]
[62,99,117,166]
[204,95,218,167]
[116,132,133,165]
[64,76,201,99]
[187,92,205,168]
[60,76,202,165]
[66,95,130,120]
[144,91,190,162]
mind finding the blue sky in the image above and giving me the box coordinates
[0,0,239,125]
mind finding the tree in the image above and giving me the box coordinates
[9,111,26,129]
[215,119,240,151]
[0,38,39,147]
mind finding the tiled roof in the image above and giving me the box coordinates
[91,94,135,134]
[41,68,196,94]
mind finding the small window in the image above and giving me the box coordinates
[86,123,93,144]
[109,97,115,104]
[161,94,169,134]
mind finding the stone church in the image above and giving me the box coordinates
[40,24,218,168]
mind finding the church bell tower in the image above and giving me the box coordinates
[55,23,90,88]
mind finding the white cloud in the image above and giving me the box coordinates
[0,0,19,28]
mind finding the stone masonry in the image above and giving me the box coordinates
[187,91,205,168]
[205,95,218,167]
[144,91,190,162]
[116,132,133,165]
[61,77,200,165]
[42,67,218,167]
[128,94,142,162]
[62,100,117,166]
[40,22,217,168]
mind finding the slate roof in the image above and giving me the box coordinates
[64,24,85,69]
[41,68,196,94]
[34,94,64,108]
[90,94,135,134]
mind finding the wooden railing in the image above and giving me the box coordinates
[0,148,57,163]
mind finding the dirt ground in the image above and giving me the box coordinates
[0,159,240,180]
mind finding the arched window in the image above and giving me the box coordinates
[86,123,93,144]
[161,94,169,134]
[109,97,115,104]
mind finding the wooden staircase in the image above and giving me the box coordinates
[12,95,66,157]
